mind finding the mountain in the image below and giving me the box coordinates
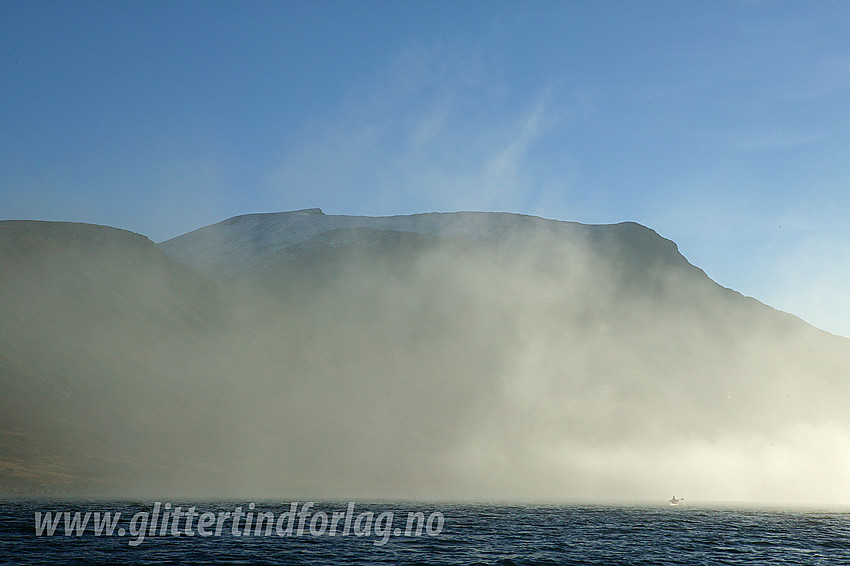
[160,208,696,279]
[0,221,236,493]
[0,219,478,497]
[2,212,849,502]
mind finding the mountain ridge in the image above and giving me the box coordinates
[158,209,813,333]
[159,209,704,286]
[2,211,849,502]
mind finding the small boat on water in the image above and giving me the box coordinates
[669,496,683,506]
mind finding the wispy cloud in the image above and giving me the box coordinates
[262,44,579,217]
[788,52,850,101]
[700,127,824,152]
[726,130,824,151]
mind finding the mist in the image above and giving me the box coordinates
[2,214,849,505]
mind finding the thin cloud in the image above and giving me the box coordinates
[699,128,824,152]
[727,130,824,151]
[263,43,565,216]
[787,52,850,101]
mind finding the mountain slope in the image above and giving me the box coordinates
[0,221,481,497]
[0,221,236,493]
[159,209,850,502]
[2,213,849,502]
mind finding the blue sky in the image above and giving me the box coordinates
[2,1,850,336]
